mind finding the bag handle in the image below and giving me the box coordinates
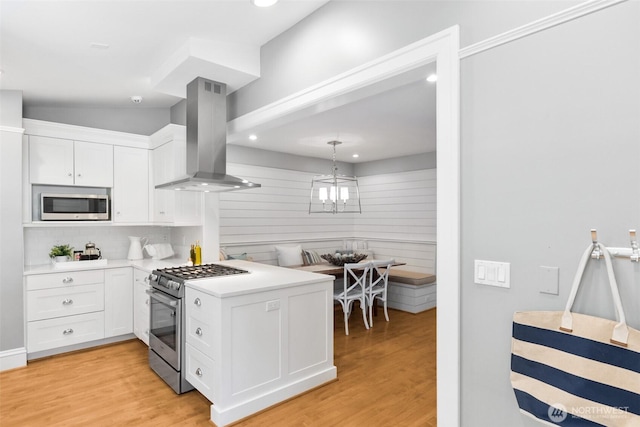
[560,242,629,346]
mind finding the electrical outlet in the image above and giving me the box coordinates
[539,266,559,295]
[266,300,280,312]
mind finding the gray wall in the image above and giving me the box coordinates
[229,0,578,119]
[460,3,640,425]
[23,105,170,135]
[0,90,25,352]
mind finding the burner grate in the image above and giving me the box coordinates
[157,263,249,280]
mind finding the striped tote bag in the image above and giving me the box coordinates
[511,242,639,426]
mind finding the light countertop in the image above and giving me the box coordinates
[185,260,334,298]
[23,258,186,276]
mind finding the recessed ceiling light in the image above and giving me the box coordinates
[352,154,359,158]
[249,134,257,141]
[426,74,438,83]
[201,183,208,186]
[251,0,278,7]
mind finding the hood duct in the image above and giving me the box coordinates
[156,77,260,192]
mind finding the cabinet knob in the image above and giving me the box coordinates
[77,173,82,177]
[195,368,203,377]
[62,298,73,305]
[62,277,73,284]
[63,328,74,335]
[195,327,203,336]
[145,299,149,305]
[194,297,201,307]
[67,172,72,177]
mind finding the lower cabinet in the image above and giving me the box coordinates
[133,268,151,345]
[26,270,106,353]
[27,312,105,353]
[184,278,336,427]
[26,266,135,355]
[104,268,133,337]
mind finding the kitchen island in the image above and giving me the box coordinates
[183,260,337,427]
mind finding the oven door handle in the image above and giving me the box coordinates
[146,289,178,307]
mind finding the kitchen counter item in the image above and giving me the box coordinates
[144,243,174,260]
[127,236,147,260]
[84,242,101,259]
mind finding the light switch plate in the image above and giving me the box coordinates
[474,260,510,288]
[539,266,559,295]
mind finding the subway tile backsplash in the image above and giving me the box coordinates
[23,226,195,266]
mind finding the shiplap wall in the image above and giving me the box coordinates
[221,163,436,272]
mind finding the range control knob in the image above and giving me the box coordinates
[148,274,158,282]
[168,280,180,290]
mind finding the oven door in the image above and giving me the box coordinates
[148,289,181,371]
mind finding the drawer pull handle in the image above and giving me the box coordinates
[62,277,74,284]
[63,328,74,335]
[195,368,203,377]
[194,297,201,307]
[62,298,73,305]
[145,299,150,305]
[195,327,203,336]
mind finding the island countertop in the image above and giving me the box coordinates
[185,260,334,298]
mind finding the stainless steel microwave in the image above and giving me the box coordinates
[41,193,110,221]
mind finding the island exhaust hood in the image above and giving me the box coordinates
[155,77,260,192]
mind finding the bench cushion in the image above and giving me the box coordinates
[388,269,436,286]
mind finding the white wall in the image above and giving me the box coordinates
[221,162,436,271]
[22,226,179,266]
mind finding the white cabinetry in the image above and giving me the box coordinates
[184,270,335,427]
[113,146,149,223]
[26,270,105,353]
[104,268,133,337]
[133,268,151,345]
[29,135,113,187]
[150,125,202,226]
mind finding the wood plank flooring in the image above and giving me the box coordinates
[0,308,436,427]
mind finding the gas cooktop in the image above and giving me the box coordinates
[155,263,249,281]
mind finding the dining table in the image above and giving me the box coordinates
[293,260,406,277]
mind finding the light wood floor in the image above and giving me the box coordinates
[0,308,436,427]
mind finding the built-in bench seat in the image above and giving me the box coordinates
[385,268,437,314]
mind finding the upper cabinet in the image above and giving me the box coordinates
[150,125,202,226]
[29,135,113,187]
[113,146,149,223]
[22,120,202,227]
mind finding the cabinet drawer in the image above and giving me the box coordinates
[26,270,104,291]
[185,314,215,355]
[185,287,217,322]
[185,343,215,402]
[27,283,104,321]
[27,311,105,353]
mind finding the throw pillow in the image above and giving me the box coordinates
[275,244,303,267]
[302,249,322,265]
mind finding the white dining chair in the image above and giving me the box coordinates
[366,259,394,327]
[333,262,371,335]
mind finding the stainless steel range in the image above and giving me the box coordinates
[147,263,249,394]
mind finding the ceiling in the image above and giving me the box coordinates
[0,0,436,162]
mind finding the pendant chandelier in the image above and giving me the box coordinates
[309,141,361,214]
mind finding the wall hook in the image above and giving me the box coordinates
[590,229,603,259]
[630,229,639,263]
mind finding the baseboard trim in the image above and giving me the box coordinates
[0,347,27,371]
